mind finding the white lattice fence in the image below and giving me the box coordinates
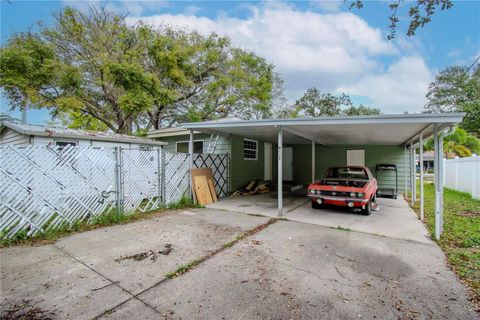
[0,145,230,239]
[164,152,190,204]
[121,148,161,212]
[0,145,116,239]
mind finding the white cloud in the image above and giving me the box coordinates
[338,56,433,113]
[126,3,432,113]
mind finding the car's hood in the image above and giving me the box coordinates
[313,179,368,188]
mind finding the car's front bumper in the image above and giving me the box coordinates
[307,194,369,207]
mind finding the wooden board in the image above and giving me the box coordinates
[208,179,218,202]
[191,168,217,205]
[245,180,256,191]
[193,175,213,205]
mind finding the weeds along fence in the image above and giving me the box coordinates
[0,145,229,239]
[443,155,480,200]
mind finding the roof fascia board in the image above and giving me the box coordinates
[148,130,202,138]
[182,113,465,129]
[186,127,231,138]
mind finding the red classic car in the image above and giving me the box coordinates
[307,166,378,215]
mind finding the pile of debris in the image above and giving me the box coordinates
[232,180,272,196]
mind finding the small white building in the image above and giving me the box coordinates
[0,116,166,148]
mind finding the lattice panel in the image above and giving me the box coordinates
[164,152,190,204]
[0,145,116,239]
[121,148,161,213]
[193,153,229,197]
[1,145,230,239]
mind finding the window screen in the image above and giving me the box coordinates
[176,141,203,153]
[244,139,258,160]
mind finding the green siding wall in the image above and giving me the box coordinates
[292,145,412,193]
[230,135,264,192]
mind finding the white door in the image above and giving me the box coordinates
[282,147,293,181]
[264,142,272,180]
[347,149,365,166]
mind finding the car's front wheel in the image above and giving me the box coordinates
[311,200,322,209]
[361,201,371,216]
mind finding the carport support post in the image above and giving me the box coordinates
[410,140,416,203]
[433,125,444,240]
[278,126,283,216]
[419,133,424,221]
[189,129,196,203]
[404,144,408,199]
[311,141,315,182]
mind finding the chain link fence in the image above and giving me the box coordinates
[0,145,229,239]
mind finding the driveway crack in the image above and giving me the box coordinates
[52,244,163,319]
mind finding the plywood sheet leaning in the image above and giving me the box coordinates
[191,168,218,205]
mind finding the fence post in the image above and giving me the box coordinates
[162,148,167,204]
[114,146,124,215]
[157,147,163,206]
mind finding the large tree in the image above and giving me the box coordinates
[424,65,480,137]
[278,87,381,118]
[0,6,276,134]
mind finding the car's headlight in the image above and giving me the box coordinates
[350,192,356,197]
[357,192,364,198]
[309,189,315,194]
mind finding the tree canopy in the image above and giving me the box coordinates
[424,65,480,137]
[349,0,453,40]
[0,6,276,134]
[278,87,381,118]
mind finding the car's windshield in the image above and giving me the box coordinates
[324,167,368,180]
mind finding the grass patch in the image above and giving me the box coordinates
[166,218,278,279]
[0,197,197,247]
[411,181,480,306]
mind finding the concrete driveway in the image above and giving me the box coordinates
[1,207,478,319]
[207,192,431,243]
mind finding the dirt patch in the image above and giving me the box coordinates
[459,211,480,217]
[2,300,55,320]
[115,244,173,262]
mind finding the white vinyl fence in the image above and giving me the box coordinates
[444,155,480,200]
[0,145,228,239]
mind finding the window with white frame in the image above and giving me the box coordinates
[176,140,203,153]
[243,139,258,160]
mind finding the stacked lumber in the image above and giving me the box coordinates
[232,180,271,196]
[191,168,218,205]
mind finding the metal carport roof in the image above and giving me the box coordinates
[182,113,465,146]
